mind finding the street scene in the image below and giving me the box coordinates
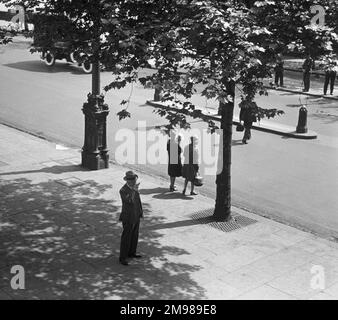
[0,0,338,302]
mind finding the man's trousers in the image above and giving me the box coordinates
[303,72,311,91]
[275,70,284,86]
[120,221,140,260]
[324,71,337,95]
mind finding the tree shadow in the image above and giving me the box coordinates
[0,177,206,300]
[0,165,87,176]
[3,60,86,75]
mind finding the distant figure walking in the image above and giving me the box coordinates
[119,171,143,266]
[239,103,257,144]
[274,53,284,87]
[167,133,182,192]
[323,55,338,96]
[182,136,200,196]
[302,54,315,92]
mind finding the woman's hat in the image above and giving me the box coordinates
[123,171,138,181]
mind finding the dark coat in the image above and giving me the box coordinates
[167,140,182,177]
[303,57,315,72]
[274,58,284,71]
[182,143,199,182]
[240,107,257,126]
[119,184,143,224]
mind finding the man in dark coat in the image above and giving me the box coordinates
[167,133,182,192]
[119,171,143,266]
[302,54,315,92]
[239,105,257,144]
[323,55,338,95]
[274,53,284,87]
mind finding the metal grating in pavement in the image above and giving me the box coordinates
[190,208,257,233]
[55,177,85,188]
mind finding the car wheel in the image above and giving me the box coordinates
[44,51,56,67]
[82,60,93,73]
[69,51,78,64]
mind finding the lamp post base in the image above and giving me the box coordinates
[81,93,109,171]
[81,151,109,170]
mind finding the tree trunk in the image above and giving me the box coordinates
[213,79,235,221]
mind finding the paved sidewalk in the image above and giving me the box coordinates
[0,123,338,300]
[266,83,338,101]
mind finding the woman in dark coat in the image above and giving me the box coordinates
[167,134,182,191]
[239,105,257,144]
[182,136,200,196]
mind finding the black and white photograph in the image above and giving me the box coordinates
[0,0,338,303]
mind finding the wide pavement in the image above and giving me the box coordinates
[1,123,338,300]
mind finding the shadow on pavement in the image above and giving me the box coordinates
[139,187,168,195]
[309,113,338,124]
[232,139,245,146]
[0,177,205,300]
[3,61,86,75]
[140,187,194,201]
[0,165,87,176]
[145,217,213,231]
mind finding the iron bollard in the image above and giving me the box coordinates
[296,106,308,133]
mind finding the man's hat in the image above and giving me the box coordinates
[123,171,138,181]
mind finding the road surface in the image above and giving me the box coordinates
[1,39,338,238]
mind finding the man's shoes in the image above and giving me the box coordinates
[190,191,198,196]
[119,259,129,266]
[242,140,248,144]
[129,254,142,258]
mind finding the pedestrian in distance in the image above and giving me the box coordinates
[274,53,284,87]
[182,136,200,196]
[167,133,183,192]
[239,103,257,144]
[323,55,338,96]
[119,171,143,266]
[302,53,315,92]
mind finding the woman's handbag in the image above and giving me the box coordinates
[236,123,244,132]
[194,173,204,187]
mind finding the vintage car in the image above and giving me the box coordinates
[31,14,93,73]
[38,40,93,73]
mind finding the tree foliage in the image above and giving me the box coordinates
[0,23,17,45]
[252,0,338,57]
[25,0,338,131]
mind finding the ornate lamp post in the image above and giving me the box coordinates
[81,36,109,170]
